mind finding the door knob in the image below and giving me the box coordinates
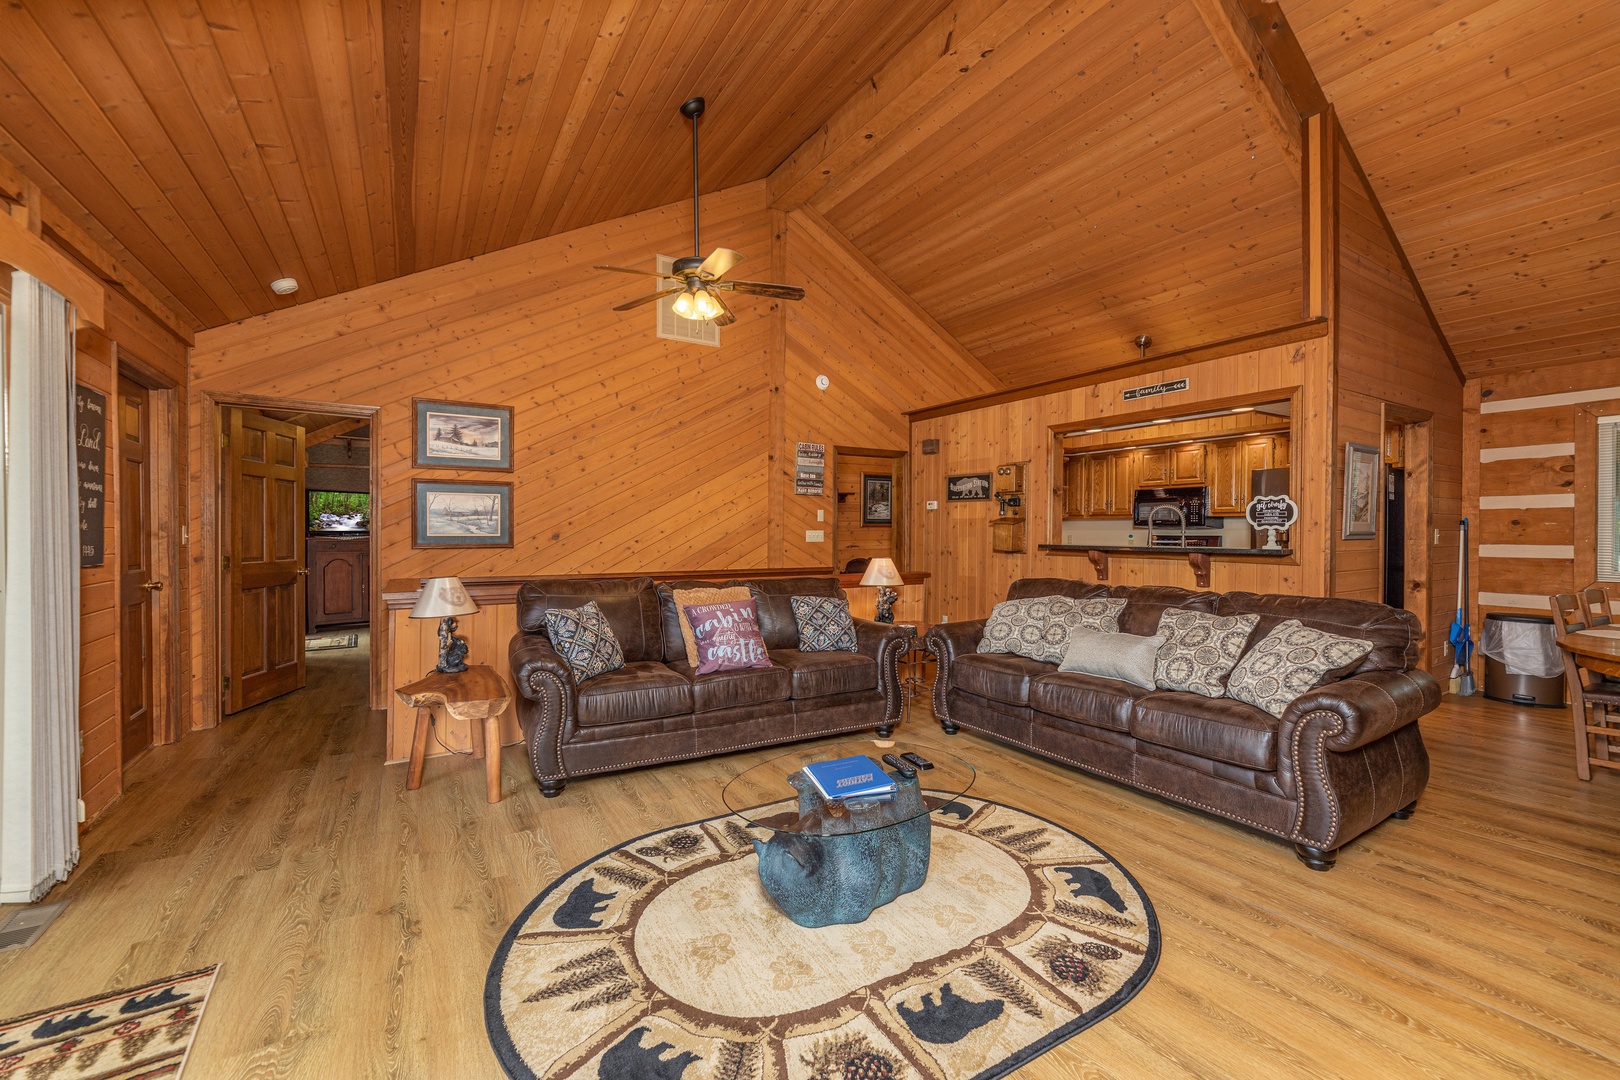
[297,567,311,576]
[141,580,163,591]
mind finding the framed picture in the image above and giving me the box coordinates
[413,480,513,548]
[1342,442,1380,539]
[946,473,993,501]
[414,398,513,471]
[862,474,893,526]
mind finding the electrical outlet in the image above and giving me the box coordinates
[926,500,939,510]
[816,509,824,521]
[805,529,825,543]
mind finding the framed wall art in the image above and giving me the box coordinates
[1341,442,1380,539]
[946,473,992,501]
[862,474,893,526]
[414,398,513,471]
[413,480,513,548]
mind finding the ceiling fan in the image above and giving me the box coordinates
[595,97,805,326]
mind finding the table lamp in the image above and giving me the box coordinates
[410,576,479,673]
[859,557,904,623]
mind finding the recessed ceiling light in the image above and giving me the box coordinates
[1083,428,1102,434]
[1231,406,1254,413]
[270,277,299,295]
[1151,418,1173,424]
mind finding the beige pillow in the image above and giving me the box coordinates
[673,586,751,666]
[1226,619,1373,717]
[1153,609,1260,698]
[1058,627,1165,690]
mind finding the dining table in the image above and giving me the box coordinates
[1556,627,1620,679]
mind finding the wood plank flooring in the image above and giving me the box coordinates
[3,640,1616,1078]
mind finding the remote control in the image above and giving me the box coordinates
[882,754,917,779]
[901,752,935,770]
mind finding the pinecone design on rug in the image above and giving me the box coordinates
[1034,938,1122,995]
[803,1033,903,1080]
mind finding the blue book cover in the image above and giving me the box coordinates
[802,755,897,801]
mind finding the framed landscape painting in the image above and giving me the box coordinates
[414,398,513,471]
[862,474,893,526]
[413,480,513,548]
[1341,442,1380,539]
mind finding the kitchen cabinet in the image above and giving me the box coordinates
[1137,447,1171,485]
[1084,454,1114,516]
[1170,443,1206,483]
[307,536,370,633]
[1065,433,1288,519]
[1210,441,1244,515]
[1063,458,1086,517]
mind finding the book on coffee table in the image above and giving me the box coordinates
[801,755,898,802]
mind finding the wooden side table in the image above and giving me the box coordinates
[395,664,512,803]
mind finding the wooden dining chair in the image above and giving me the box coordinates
[1550,593,1620,780]
[1579,585,1614,628]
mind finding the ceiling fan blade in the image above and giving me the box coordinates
[720,280,806,301]
[711,289,738,326]
[596,264,678,279]
[612,287,683,311]
[697,247,744,281]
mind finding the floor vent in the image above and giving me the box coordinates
[0,900,69,952]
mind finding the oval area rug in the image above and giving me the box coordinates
[486,796,1159,1079]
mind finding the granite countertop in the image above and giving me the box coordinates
[1038,544,1294,557]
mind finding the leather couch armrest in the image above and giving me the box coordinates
[508,633,577,792]
[1282,668,1441,752]
[853,618,910,730]
[924,620,988,664]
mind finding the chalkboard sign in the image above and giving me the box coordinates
[76,384,107,568]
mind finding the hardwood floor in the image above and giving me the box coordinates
[3,642,1616,1078]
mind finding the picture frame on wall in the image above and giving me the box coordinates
[946,473,993,501]
[413,480,514,548]
[413,398,514,471]
[862,474,893,526]
[1341,442,1380,539]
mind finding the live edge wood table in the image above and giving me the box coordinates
[395,665,512,803]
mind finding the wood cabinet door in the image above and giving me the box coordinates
[1210,441,1243,514]
[1272,434,1290,468]
[1170,443,1206,483]
[1137,447,1171,485]
[1084,455,1113,517]
[1063,458,1086,517]
[1242,437,1274,482]
[1113,451,1140,516]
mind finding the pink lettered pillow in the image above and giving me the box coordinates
[683,599,773,674]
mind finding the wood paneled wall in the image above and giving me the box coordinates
[75,332,120,819]
[1333,142,1464,675]
[910,338,1335,623]
[1467,357,1620,624]
[188,182,994,723]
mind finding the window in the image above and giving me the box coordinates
[1600,415,1620,581]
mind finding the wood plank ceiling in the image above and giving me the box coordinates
[1282,0,1620,377]
[0,0,954,329]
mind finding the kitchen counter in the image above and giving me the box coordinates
[1037,543,1293,588]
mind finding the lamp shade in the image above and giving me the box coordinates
[858,557,904,588]
[410,576,478,619]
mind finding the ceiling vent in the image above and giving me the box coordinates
[655,254,720,348]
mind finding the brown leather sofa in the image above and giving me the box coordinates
[925,579,1440,869]
[509,575,910,796]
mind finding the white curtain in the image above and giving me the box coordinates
[0,272,81,902]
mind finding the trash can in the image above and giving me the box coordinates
[1480,613,1566,708]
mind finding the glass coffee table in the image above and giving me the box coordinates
[722,739,975,927]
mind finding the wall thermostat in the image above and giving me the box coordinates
[815,374,830,390]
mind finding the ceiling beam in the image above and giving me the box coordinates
[1190,0,1303,180]
[381,0,420,278]
[766,0,1018,212]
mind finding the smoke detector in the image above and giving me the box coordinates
[270,277,299,295]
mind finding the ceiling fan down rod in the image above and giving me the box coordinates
[681,97,705,260]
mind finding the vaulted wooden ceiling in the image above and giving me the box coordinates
[1,1,1613,384]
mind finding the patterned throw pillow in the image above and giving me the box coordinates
[1153,609,1260,698]
[1227,619,1374,717]
[672,586,752,666]
[544,601,626,684]
[684,599,773,675]
[978,595,1088,664]
[791,595,858,652]
[1044,596,1128,649]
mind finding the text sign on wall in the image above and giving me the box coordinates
[1121,378,1189,402]
[795,441,825,496]
[76,384,107,568]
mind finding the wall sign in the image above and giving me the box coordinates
[76,384,107,568]
[794,441,825,496]
[946,473,992,501]
[1245,493,1298,551]
[1121,378,1189,402]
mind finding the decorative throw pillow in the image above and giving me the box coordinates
[544,601,625,684]
[978,595,1074,663]
[684,599,773,675]
[791,595,858,652]
[1226,619,1374,717]
[1058,627,1166,690]
[1153,609,1260,698]
[672,586,751,666]
[1044,596,1128,648]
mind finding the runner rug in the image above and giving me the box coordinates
[486,798,1158,1079]
[0,964,218,1078]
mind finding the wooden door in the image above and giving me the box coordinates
[1170,443,1206,483]
[1137,447,1171,485]
[118,382,154,763]
[224,409,306,713]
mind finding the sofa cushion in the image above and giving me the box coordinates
[1226,619,1374,717]
[655,580,729,663]
[669,660,792,714]
[1216,592,1422,675]
[671,586,751,665]
[576,662,694,727]
[518,577,663,663]
[738,577,843,649]
[952,653,1054,707]
[791,595,858,652]
[1153,609,1259,697]
[1131,691,1279,770]
[543,601,626,683]
[1112,584,1220,637]
[1006,577,1114,603]
[770,649,878,699]
[979,595,1078,663]
[1058,627,1165,690]
[687,599,773,674]
[1030,671,1149,732]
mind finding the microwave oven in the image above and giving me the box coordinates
[1133,486,1209,528]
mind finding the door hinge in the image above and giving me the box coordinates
[222,554,231,569]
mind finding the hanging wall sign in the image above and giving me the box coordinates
[1121,378,1189,402]
[1245,493,1298,551]
[76,384,107,568]
[794,441,825,496]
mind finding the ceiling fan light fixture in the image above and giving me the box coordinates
[672,285,699,319]
[691,287,722,321]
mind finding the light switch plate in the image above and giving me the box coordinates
[926,500,939,510]
[817,509,824,521]
[806,530,825,543]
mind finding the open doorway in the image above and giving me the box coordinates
[199,391,380,727]
[1382,405,1433,649]
[831,446,908,574]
